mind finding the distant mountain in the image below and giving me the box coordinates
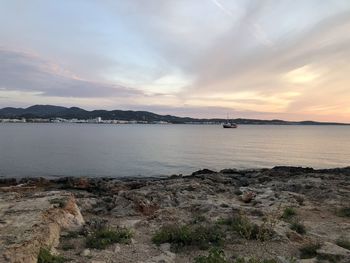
[0,105,348,125]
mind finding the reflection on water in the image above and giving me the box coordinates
[0,123,349,177]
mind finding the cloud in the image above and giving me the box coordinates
[1,1,350,121]
[0,48,143,98]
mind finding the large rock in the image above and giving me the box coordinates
[316,242,350,262]
[144,251,176,263]
[0,191,84,263]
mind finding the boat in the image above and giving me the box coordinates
[223,122,237,128]
[223,114,238,128]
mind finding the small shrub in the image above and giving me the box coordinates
[218,214,272,241]
[65,230,80,238]
[37,248,66,263]
[49,198,67,208]
[152,224,224,250]
[61,242,75,251]
[234,258,278,263]
[281,207,296,220]
[86,227,132,249]
[317,254,342,263]
[336,237,350,250]
[195,248,227,263]
[195,253,294,263]
[192,214,207,224]
[290,221,306,235]
[299,242,321,259]
[336,207,350,217]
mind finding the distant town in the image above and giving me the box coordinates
[0,105,348,125]
[0,116,219,125]
[0,117,164,124]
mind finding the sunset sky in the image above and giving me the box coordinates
[1,0,350,122]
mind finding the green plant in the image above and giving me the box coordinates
[61,242,75,251]
[336,237,350,250]
[37,248,66,263]
[299,242,321,259]
[49,198,67,208]
[194,252,295,263]
[234,258,278,263]
[218,214,272,241]
[192,213,207,224]
[152,224,224,250]
[281,207,296,220]
[65,230,80,238]
[336,207,350,217]
[195,248,227,263]
[290,221,306,235]
[86,227,132,249]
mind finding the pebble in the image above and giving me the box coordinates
[81,249,91,257]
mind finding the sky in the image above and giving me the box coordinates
[0,0,350,122]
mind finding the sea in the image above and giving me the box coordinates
[0,123,349,178]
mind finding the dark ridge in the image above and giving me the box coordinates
[0,105,349,125]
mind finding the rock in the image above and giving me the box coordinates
[239,178,249,187]
[77,197,98,212]
[316,242,350,261]
[258,176,272,183]
[134,199,159,216]
[0,191,84,263]
[192,169,216,176]
[286,231,304,243]
[241,191,255,203]
[110,196,138,217]
[220,168,239,174]
[114,245,121,253]
[0,178,17,187]
[160,243,171,252]
[145,251,176,263]
[276,256,295,263]
[299,259,317,263]
[272,166,314,175]
[283,182,303,193]
[81,249,91,257]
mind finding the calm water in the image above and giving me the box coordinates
[0,123,349,178]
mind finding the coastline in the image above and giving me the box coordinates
[1,166,349,262]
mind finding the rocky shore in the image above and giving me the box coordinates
[0,166,349,263]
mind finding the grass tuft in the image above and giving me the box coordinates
[299,242,321,259]
[86,227,132,249]
[37,248,66,263]
[281,207,296,220]
[194,249,286,263]
[234,258,278,263]
[195,248,227,263]
[49,198,67,208]
[152,224,224,250]
[290,220,306,235]
[61,242,75,251]
[217,214,273,241]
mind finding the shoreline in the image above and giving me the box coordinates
[1,165,349,183]
[1,166,349,263]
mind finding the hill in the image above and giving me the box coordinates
[0,105,348,125]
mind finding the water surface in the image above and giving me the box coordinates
[0,124,349,177]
